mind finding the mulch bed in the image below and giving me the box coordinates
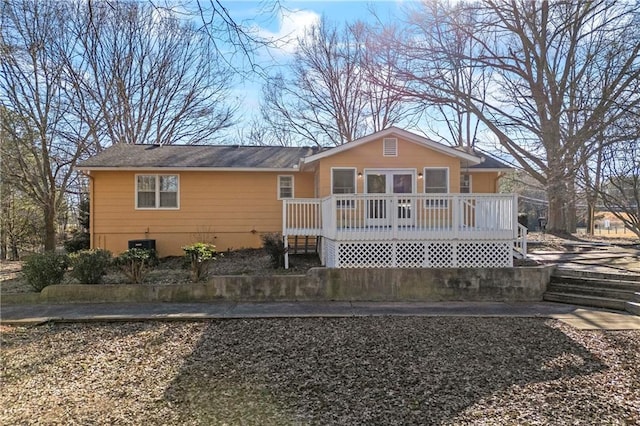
[1,317,638,425]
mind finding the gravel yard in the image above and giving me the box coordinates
[2,317,638,425]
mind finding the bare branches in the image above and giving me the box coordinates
[260,18,413,147]
[385,0,640,232]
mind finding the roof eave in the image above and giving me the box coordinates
[301,127,482,165]
[76,166,303,172]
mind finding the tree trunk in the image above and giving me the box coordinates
[43,202,57,252]
[546,178,575,234]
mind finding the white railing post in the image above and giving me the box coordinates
[452,194,460,239]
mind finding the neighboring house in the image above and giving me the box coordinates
[78,127,526,268]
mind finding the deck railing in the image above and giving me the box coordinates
[282,198,323,236]
[284,194,519,241]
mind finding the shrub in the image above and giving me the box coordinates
[63,230,90,253]
[69,249,112,284]
[22,252,69,292]
[261,233,287,269]
[182,242,217,282]
[114,248,157,284]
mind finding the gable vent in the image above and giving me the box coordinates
[383,138,398,157]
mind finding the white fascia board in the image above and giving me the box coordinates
[75,166,301,172]
[301,127,482,165]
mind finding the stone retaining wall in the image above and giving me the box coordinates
[2,266,553,305]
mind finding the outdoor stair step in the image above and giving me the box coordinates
[553,268,640,282]
[543,292,628,311]
[626,301,640,316]
[546,283,636,301]
[549,276,640,292]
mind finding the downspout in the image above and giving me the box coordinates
[80,171,95,249]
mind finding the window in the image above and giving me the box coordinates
[332,168,356,208]
[383,138,398,156]
[332,168,356,194]
[460,173,472,193]
[278,175,294,199]
[424,168,449,208]
[136,175,179,209]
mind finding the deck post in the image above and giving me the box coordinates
[282,200,289,269]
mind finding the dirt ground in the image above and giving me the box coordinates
[0,249,322,294]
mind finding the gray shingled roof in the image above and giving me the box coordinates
[78,144,319,169]
[468,153,512,170]
[78,142,510,170]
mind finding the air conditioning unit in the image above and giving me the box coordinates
[128,239,156,251]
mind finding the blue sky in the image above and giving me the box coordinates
[222,1,406,129]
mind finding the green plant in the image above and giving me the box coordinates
[69,249,112,284]
[64,230,90,253]
[22,252,69,292]
[182,242,217,282]
[261,233,287,269]
[114,248,157,284]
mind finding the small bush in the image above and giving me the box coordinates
[22,252,69,292]
[114,248,157,284]
[261,233,287,269]
[182,242,217,282]
[69,249,112,284]
[64,231,90,253]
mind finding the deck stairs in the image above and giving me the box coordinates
[286,235,320,255]
[544,268,640,315]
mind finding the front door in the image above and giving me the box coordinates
[365,170,415,227]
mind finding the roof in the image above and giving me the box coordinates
[77,130,512,172]
[467,150,513,171]
[77,144,318,170]
[301,127,482,165]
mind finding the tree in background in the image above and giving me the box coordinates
[260,18,412,146]
[593,139,640,238]
[385,0,640,234]
[68,1,237,147]
[1,0,240,251]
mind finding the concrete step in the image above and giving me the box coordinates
[544,292,628,311]
[627,301,640,316]
[553,268,640,282]
[546,283,636,301]
[549,276,640,292]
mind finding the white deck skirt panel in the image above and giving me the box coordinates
[283,194,525,268]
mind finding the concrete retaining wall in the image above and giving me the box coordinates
[1,266,553,305]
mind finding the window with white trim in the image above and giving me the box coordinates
[278,175,294,199]
[460,173,472,193]
[332,168,356,208]
[136,174,179,209]
[424,167,449,208]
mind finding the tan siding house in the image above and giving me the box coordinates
[78,127,523,267]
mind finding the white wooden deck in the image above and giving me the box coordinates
[283,194,527,268]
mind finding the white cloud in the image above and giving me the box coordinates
[258,9,321,55]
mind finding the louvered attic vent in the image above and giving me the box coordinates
[383,138,398,156]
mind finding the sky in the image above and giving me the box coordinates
[221,1,407,131]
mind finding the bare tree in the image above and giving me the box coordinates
[68,1,237,147]
[261,18,411,146]
[1,0,241,250]
[1,1,92,251]
[386,0,640,233]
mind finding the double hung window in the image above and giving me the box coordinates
[136,175,179,209]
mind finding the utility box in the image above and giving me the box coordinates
[128,239,156,251]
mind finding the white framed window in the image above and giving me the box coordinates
[331,168,356,208]
[460,173,472,193]
[278,175,294,199]
[136,174,179,209]
[424,167,449,208]
[383,138,398,156]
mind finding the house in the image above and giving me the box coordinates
[77,127,526,268]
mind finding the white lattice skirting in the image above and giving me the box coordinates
[323,239,514,268]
